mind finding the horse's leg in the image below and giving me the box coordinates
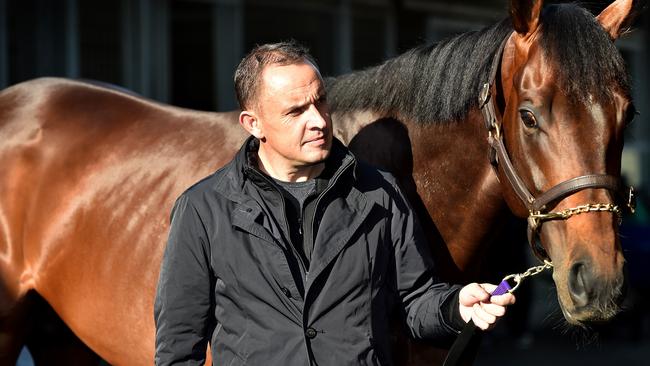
[0,192,101,366]
[0,292,30,366]
[25,292,102,366]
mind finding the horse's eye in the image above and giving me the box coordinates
[624,103,638,127]
[520,110,538,129]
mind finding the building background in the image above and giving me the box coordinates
[1,0,648,186]
[2,0,649,365]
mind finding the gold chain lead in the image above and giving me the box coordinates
[528,203,621,230]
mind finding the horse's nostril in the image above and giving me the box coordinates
[568,262,592,308]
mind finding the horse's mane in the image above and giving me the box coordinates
[326,20,511,124]
[326,3,631,125]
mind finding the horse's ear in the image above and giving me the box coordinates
[596,0,639,40]
[510,0,543,35]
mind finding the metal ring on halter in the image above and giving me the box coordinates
[499,260,554,294]
[628,186,636,214]
[500,274,522,293]
[489,122,501,140]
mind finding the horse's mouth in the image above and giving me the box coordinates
[559,294,624,327]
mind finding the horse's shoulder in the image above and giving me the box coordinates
[355,159,400,196]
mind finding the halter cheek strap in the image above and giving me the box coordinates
[479,33,636,262]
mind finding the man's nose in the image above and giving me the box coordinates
[306,105,328,129]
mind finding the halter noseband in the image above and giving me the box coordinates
[479,34,636,262]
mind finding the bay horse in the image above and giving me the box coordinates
[0,0,639,364]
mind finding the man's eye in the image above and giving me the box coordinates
[289,107,304,116]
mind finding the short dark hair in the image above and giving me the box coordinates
[234,41,319,110]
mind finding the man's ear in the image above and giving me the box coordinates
[239,110,264,140]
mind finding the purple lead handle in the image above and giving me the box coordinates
[490,279,513,296]
[442,261,553,366]
[491,260,553,296]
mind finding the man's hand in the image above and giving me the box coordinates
[458,283,516,330]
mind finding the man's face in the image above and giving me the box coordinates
[253,61,332,170]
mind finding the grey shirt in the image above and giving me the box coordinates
[272,177,317,264]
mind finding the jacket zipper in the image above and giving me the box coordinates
[252,170,309,281]
[250,156,355,285]
[304,157,355,272]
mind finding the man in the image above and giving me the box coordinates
[154,41,514,365]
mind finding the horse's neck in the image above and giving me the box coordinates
[333,108,509,281]
[332,110,380,145]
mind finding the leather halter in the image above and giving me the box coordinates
[479,33,636,262]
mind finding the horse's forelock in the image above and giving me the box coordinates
[539,4,632,105]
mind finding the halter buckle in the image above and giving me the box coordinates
[479,83,491,106]
[527,215,540,231]
[487,121,501,140]
[627,186,636,214]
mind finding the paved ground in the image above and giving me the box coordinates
[477,333,650,366]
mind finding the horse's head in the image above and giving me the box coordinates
[496,0,638,326]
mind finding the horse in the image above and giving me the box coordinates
[0,0,638,364]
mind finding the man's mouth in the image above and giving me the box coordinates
[304,136,326,146]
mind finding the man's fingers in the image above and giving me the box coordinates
[473,303,496,324]
[480,283,497,294]
[471,304,493,330]
[458,282,517,327]
[471,313,489,330]
[480,302,506,317]
[489,292,516,306]
[459,283,490,306]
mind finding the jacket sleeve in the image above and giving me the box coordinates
[154,194,214,365]
[388,181,464,342]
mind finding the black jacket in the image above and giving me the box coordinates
[154,137,462,365]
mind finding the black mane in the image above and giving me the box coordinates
[326,3,630,125]
[539,4,630,105]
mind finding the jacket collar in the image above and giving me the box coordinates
[224,135,358,241]
[226,136,378,295]
[233,135,357,192]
